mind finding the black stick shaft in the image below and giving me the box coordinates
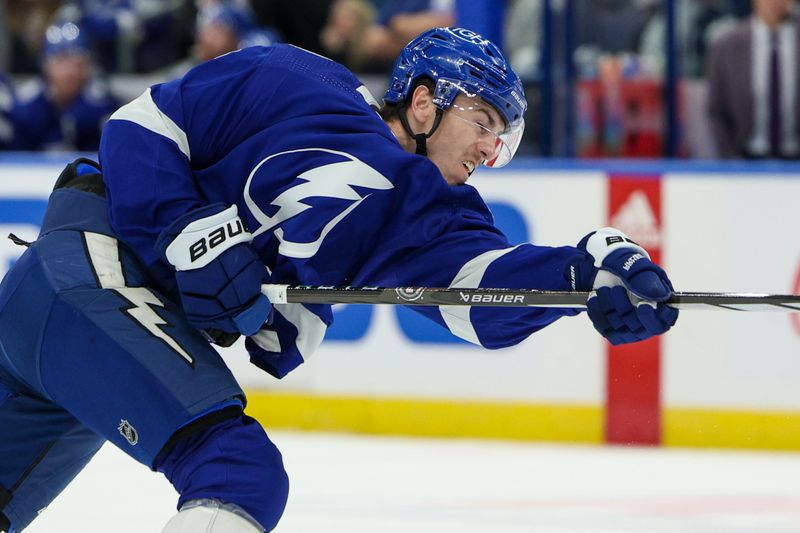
[261,285,800,311]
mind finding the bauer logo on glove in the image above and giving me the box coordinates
[567,227,679,345]
[189,218,246,263]
[163,205,252,270]
[155,203,272,337]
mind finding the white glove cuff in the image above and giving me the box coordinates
[165,205,253,271]
[585,227,649,268]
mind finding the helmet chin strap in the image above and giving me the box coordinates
[397,103,444,157]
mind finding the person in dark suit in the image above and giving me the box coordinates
[707,0,800,158]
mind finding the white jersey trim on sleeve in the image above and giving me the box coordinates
[109,87,191,159]
[274,303,326,360]
[251,304,326,361]
[440,245,522,345]
[251,328,281,353]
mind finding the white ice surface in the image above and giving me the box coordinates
[22,431,800,533]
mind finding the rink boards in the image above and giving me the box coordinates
[1,156,799,450]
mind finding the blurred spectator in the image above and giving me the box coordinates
[239,26,281,49]
[639,0,737,78]
[360,0,455,71]
[728,0,755,15]
[9,22,119,151]
[54,0,194,73]
[575,0,655,58]
[504,0,543,82]
[5,0,63,73]
[163,2,278,80]
[321,0,455,73]
[707,0,800,158]
[320,0,375,70]
[0,73,14,148]
[251,0,334,56]
[0,0,10,71]
[195,2,255,62]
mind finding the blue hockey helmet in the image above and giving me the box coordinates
[383,27,527,167]
[42,22,90,59]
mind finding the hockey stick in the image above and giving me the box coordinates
[261,285,800,311]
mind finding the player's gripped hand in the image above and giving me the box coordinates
[155,203,272,337]
[566,227,678,345]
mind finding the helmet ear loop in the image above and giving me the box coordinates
[397,103,444,157]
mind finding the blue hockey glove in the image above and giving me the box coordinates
[566,227,678,345]
[155,203,271,337]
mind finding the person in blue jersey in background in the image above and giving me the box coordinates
[8,22,119,152]
[0,27,678,533]
[53,0,191,73]
[163,2,280,80]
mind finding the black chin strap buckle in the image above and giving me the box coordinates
[413,133,428,156]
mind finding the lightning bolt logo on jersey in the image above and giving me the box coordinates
[244,148,394,259]
[100,43,582,379]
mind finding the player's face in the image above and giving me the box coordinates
[427,95,505,186]
[44,53,90,106]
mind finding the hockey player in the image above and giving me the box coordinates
[0,27,677,533]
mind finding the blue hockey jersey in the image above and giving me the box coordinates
[99,44,581,378]
[11,78,118,151]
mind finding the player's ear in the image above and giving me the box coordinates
[408,84,435,128]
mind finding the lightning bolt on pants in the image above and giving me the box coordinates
[0,190,244,532]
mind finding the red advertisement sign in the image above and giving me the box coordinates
[792,260,800,336]
[607,176,662,445]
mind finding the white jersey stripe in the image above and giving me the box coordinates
[109,88,191,159]
[84,232,126,288]
[251,303,326,361]
[251,328,281,353]
[440,245,522,345]
[275,304,326,360]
